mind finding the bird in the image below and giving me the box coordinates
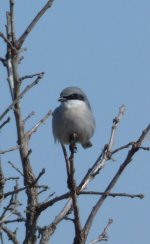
[52,87,95,149]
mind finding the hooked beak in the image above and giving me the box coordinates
[58,96,66,102]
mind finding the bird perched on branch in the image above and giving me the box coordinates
[52,87,95,149]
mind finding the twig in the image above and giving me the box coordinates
[0,32,16,50]
[8,161,24,176]
[5,177,19,181]
[0,145,20,155]
[4,187,25,199]
[23,111,35,124]
[26,110,52,138]
[68,156,82,244]
[107,105,126,152]
[16,0,54,48]
[90,219,113,244]
[20,72,44,82]
[0,117,11,130]
[37,193,70,212]
[38,186,49,196]
[112,142,133,154]
[61,144,71,179]
[80,191,144,199]
[0,180,21,223]
[0,56,6,66]
[0,231,4,244]
[5,10,15,99]
[0,162,5,202]
[32,168,45,186]
[4,185,49,199]
[138,146,150,151]
[0,73,44,122]
[3,218,25,224]
[10,0,16,44]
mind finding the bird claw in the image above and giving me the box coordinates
[69,133,78,154]
[69,143,78,154]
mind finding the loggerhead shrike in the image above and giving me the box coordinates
[52,87,95,148]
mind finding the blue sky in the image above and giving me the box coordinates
[0,0,150,243]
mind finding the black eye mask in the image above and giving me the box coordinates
[64,93,85,101]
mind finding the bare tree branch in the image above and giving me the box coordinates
[23,111,35,124]
[9,0,16,44]
[67,154,83,244]
[5,11,14,99]
[0,145,20,155]
[26,110,52,138]
[20,72,44,82]
[16,0,55,48]
[82,124,150,241]
[80,191,144,199]
[0,73,44,122]
[8,161,24,176]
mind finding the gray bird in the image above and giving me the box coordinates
[52,87,95,148]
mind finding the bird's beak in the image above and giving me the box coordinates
[58,96,66,102]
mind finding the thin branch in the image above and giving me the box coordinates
[38,186,49,196]
[3,218,25,224]
[0,73,44,122]
[112,142,133,154]
[37,193,70,212]
[0,117,11,130]
[80,191,144,199]
[8,161,24,176]
[26,110,52,138]
[20,72,44,82]
[0,231,4,244]
[5,11,14,99]
[0,32,16,50]
[16,0,54,48]
[23,111,35,124]
[4,187,25,199]
[6,177,19,181]
[10,0,16,44]
[0,56,6,66]
[0,162,5,202]
[138,146,150,151]
[0,145,20,155]
[61,144,71,180]
[32,168,45,186]
[90,219,113,244]
[107,105,126,152]
[4,185,49,199]
[67,155,82,244]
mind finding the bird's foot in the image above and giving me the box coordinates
[69,142,77,154]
